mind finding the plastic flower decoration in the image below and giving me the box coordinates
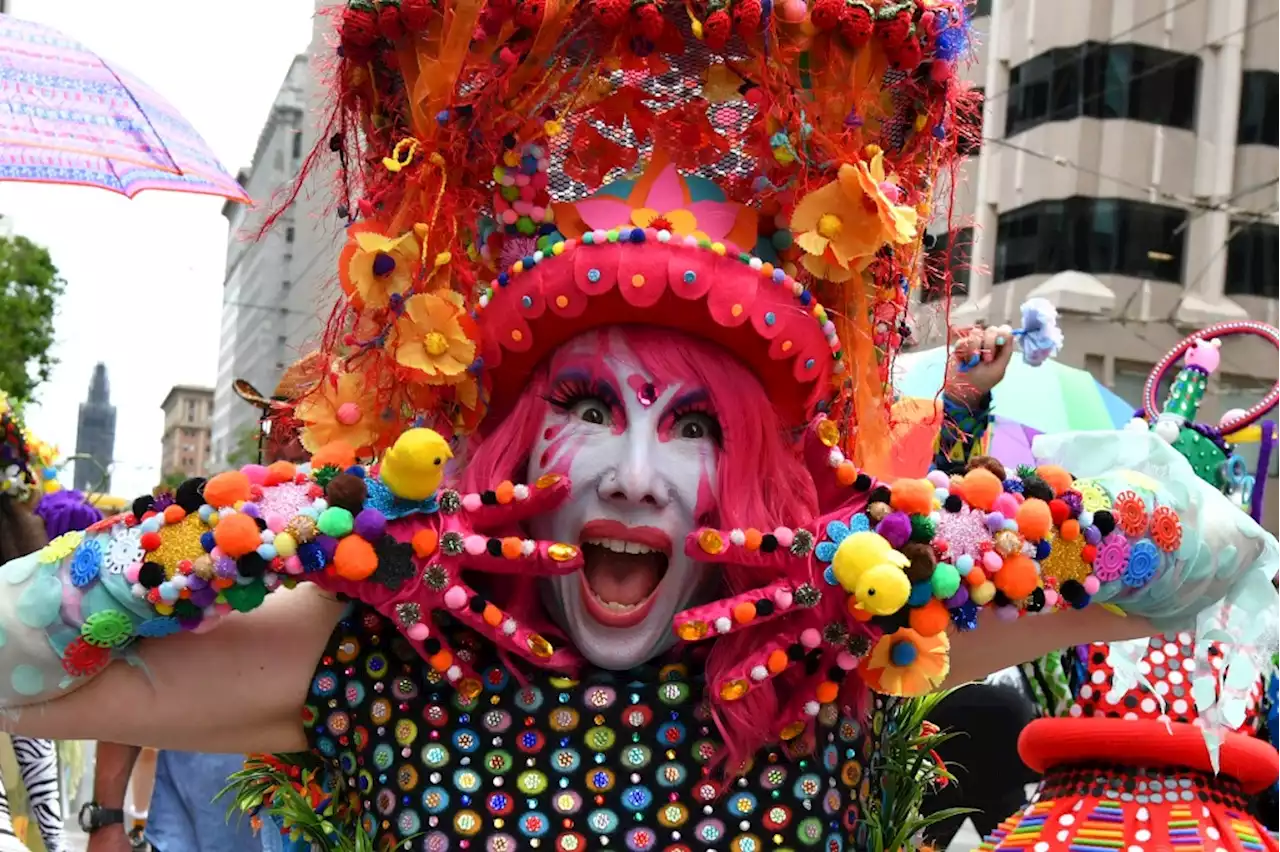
[338,224,421,310]
[861,628,950,695]
[294,369,382,453]
[849,148,919,245]
[392,290,477,385]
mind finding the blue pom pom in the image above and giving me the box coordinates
[298,542,328,573]
[1035,540,1052,560]
[346,465,366,478]
[950,600,980,631]
[889,640,918,667]
[137,617,182,638]
[200,531,216,552]
[935,25,967,62]
[908,582,933,607]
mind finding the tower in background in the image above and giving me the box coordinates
[74,363,116,492]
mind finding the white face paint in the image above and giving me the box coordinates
[526,331,721,670]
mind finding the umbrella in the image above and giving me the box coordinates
[885,397,1045,478]
[0,14,248,202]
[892,347,1135,434]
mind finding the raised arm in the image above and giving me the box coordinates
[3,584,344,754]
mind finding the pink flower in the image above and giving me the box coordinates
[572,162,741,243]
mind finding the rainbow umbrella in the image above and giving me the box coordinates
[0,15,248,202]
[886,397,1045,477]
[892,347,1135,434]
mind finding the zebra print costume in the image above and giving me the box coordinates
[0,736,66,852]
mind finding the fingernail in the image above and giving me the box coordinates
[996,336,1007,346]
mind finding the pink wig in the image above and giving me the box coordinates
[462,326,833,761]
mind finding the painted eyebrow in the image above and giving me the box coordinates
[663,389,712,413]
[548,367,622,403]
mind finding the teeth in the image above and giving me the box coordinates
[597,598,639,612]
[583,538,656,555]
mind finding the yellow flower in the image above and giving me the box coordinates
[842,151,918,246]
[393,291,476,384]
[339,224,421,310]
[629,207,705,240]
[860,628,950,696]
[295,370,381,453]
[39,530,83,564]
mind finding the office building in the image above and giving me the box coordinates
[913,0,1278,527]
[160,386,215,479]
[73,363,116,493]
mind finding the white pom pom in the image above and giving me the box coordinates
[714,616,732,634]
[1155,419,1180,444]
[1220,408,1247,428]
[1125,417,1150,434]
[750,665,769,681]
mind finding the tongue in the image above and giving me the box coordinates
[583,549,664,606]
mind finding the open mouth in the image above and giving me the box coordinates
[577,519,672,628]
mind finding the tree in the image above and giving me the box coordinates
[225,423,264,468]
[0,235,65,406]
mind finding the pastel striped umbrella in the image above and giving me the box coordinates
[0,14,249,202]
[892,347,1135,434]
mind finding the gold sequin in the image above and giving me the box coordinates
[698,528,724,555]
[720,679,749,700]
[149,515,209,575]
[1039,532,1088,583]
[676,620,708,641]
[535,473,562,489]
[547,543,579,562]
[817,419,840,447]
[527,633,555,658]
[779,721,806,741]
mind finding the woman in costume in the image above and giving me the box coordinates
[0,401,97,852]
[0,3,1277,850]
[983,326,1280,851]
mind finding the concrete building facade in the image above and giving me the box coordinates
[73,363,116,493]
[914,0,1278,525]
[160,386,214,480]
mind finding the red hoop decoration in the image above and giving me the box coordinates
[1143,320,1280,434]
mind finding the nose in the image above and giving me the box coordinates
[598,441,670,509]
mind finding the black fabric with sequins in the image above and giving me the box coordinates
[303,604,889,851]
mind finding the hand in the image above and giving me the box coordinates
[946,322,1015,405]
[86,825,136,852]
[309,475,585,686]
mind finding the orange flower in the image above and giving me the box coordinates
[338,223,421,310]
[1150,505,1182,552]
[860,627,950,696]
[842,148,919,246]
[294,368,381,453]
[393,290,476,385]
[1113,490,1148,536]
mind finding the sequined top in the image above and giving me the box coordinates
[304,604,894,851]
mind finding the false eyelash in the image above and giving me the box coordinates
[667,401,724,445]
[543,377,619,411]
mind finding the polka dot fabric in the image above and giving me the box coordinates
[303,605,887,851]
[1069,635,1260,731]
[981,764,1279,852]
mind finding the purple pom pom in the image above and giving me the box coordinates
[944,585,969,608]
[876,512,912,549]
[32,490,104,539]
[316,534,339,561]
[354,509,387,541]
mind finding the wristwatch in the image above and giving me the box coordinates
[78,802,125,833]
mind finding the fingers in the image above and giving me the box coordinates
[992,324,1016,367]
[458,475,573,532]
[951,328,982,373]
[684,526,814,572]
[454,534,582,576]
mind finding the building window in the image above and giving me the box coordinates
[968,0,991,18]
[1238,71,1279,146]
[286,226,296,243]
[1225,222,1279,298]
[994,197,1187,284]
[922,228,974,303]
[292,131,303,159]
[1005,42,1199,137]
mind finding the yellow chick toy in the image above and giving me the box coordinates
[379,428,453,501]
[831,531,912,616]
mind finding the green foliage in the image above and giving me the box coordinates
[156,470,187,493]
[863,692,975,852]
[0,235,65,406]
[226,423,264,468]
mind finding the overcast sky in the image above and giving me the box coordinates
[1,0,317,496]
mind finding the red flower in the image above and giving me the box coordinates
[703,8,732,48]
[62,637,110,678]
[810,0,847,31]
[1150,506,1182,552]
[341,5,380,49]
[377,3,404,39]
[875,8,912,48]
[1113,491,1149,537]
[401,0,433,31]
[838,2,874,47]
[514,0,546,28]
[634,2,666,40]
[888,35,923,70]
[593,0,629,29]
[732,0,763,35]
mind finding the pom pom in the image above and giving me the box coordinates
[889,479,933,515]
[341,4,380,48]
[138,561,166,589]
[874,8,911,47]
[1015,498,1052,540]
[592,0,629,28]
[237,552,268,579]
[354,509,387,541]
[909,599,949,636]
[930,562,961,599]
[317,506,356,539]
[326,473,368,514]
[634,2,665,40]
[333,535,378,581]
[204,471,252,509]
[887,34,923,70]
[839,0,873,46]
[901,541,937,582]
[297,542,327,573]
[810,0,846,30]
[732,0,763,34]
[1035,465,1072,496]
[377,2,404,39]
[213,513,262,559]
[993,554,1038,600]
[311,441,357,471]
[875,512,912,549]
[1017,298,1064,366]
[514,0,547,27]
[174,478,207,513]
[960,468,1002,511]
[400,0,433,30]
[966,455,1007,482]
[703,8,732,48]
[264,461,298,487]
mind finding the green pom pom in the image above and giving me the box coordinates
[515,216,536,236]
[317,507,355,538]
[82,609,135,648]
[173,600,201,621]
[312,465,340,488]
[909,514,935,542]
[223,581,267,613]
[500,185,520,202]
[930,562,961,599]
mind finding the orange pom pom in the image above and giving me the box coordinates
[965,566,987,586]
[1060,519,1080,541]
[994,554,1038,599]
[204,471,252,509]
[162,504,186,525]
[332,535,378,581]
[743,528,763,551]
[1015,498,1053,540]
[311,441,357,471]
[213,513,261,558]
[483,604,503,628]
[766,649,789,674]
[909,599,950,636]
[960,468,1002,511]
[835,461,858,486]
[428,649,453,672]
[815,680,840,704]
[265,460,297,486]
[501,537,523,559]
[890,478,933,515]
[1035,465,1073,496]
[412,528,439,558]
[495,481,515,504]
[732,601,757,624]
